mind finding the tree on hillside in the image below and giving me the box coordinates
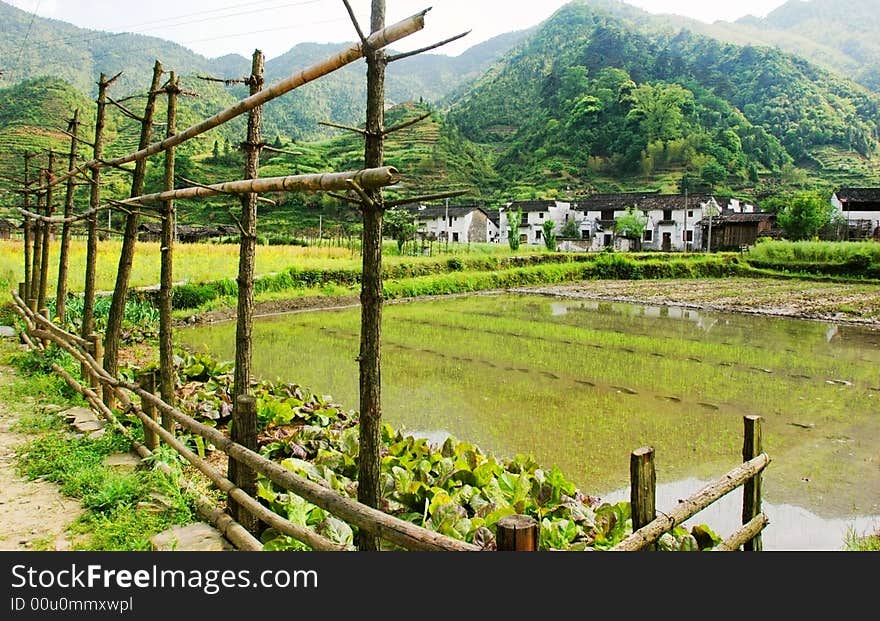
[614,206,648,250]
[767,191,837,240]
[625,82,693,144]
[384,207,417,253]
[506,208,523,251]
[542,219,557,251]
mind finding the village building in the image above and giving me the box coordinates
[0,218,19,240]
[137,223,239,244]
[401,204,496,244]
[571,193,762,252]
[498,200,573,246]
[831,188,880,240]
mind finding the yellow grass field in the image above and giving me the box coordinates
[0,239,364,294]
[0,238,533,295]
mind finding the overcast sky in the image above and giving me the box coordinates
[7,0,790,60]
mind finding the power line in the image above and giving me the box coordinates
[25,0,331,55]
[13,0,42,67]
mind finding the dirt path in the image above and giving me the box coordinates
[0,352,83,551]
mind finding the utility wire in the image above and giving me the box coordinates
[13,0,42,67]
[26,0,329,54]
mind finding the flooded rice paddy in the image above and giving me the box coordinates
[179,293,880,550]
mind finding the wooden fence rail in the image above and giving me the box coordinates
[611,418,770,552]
[12,293,481,552]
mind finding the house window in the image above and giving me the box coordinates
[686,230,694,242]
[601,209,614,221]
[453,232,460,243]
[663,209,673,221]
[581,230,590,240]
[644,230,653,242]
[688,210,694,218]
[448,217,453,227]
[535,230,543,241]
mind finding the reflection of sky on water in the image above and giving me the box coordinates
[599,479,880,551]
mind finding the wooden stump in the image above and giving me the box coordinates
[496,514,539,551]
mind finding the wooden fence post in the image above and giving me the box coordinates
[631,446,656,551]
[228,394,260,535]
[37,152,55,313]
[89,333,103,401]
[496,515,539,551]
[138,371,159,451]
[55,109,80,325]
[742,415,763,551]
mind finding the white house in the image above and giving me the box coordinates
[498,200,573,246]
[831,188,880,240]
[402,204,495,244]
[572,193,760,252]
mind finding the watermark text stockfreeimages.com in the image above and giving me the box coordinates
[10,563,318,596]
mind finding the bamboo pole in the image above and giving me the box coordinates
[82,74,110,339]
[159,74,179,410]
[742,415,763,551]
[56,110,80,323]
[630,446,656,551]
[104,60,165,406]
[39,12,428,192]
[120,167,401,206]
[611,453,771,552]
[716,513,770,552]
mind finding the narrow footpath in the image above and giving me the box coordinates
[0,353,83,550]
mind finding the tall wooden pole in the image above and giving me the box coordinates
[104,60,164,407]
[56,110,80,324]
[82,74,110,339]
[159,73,179,407]
[22,152,33,300]
[357,0,388,552]
[29,170,44,304]
[37,151,55,312]
[229,50,264,535]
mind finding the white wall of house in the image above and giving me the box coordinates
[413,209,492,244]
[831,194,880,229]
[499,201,572,246]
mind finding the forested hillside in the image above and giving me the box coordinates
[4,0,880,226]
[701,0,880,93]
[446,1,880,195]
[0,0,525,141]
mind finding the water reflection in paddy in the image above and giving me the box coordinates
[180,293,880,550]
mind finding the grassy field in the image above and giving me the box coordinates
[0,238,541,296]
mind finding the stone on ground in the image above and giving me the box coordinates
[150,523,233,551]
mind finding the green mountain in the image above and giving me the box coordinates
[446,0,880,196]
[697,0,880,93]
[0,0,527,141]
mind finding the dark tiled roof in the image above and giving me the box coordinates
[506,200,561,213]
[401,205,488,219]
[576,193,727,211]
[836,188,880,202]
[696,212,775,225]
